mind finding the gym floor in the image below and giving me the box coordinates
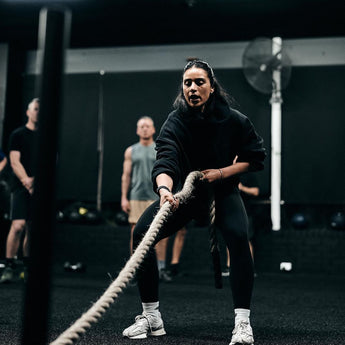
[0,266,344,345]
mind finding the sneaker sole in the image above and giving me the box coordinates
[123,328,166,339]
[151,328,166,337]
[123,333,147,339]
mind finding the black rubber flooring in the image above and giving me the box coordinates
[1,267,344,345]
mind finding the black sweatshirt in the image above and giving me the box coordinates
[152,102,266,195]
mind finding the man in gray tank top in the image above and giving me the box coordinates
[121,117,186,282]
[121,116,157,253]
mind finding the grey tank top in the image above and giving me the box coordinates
[129,142,158,201]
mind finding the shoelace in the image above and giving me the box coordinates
[134,313,154,332]
[233,321,252,336]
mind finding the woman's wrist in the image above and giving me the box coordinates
[218,168,223,181]
[156,185,171,194]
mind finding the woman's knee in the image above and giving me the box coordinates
[132,203,158,245]
[222,224,249,249]
[132,224,148,248]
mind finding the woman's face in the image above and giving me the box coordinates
[183,67,214,111]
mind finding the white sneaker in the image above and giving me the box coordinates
[229,320,254,345]
[222,267,230,277]
[0,267,15,283]
[122,311,166,339]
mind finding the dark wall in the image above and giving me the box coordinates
[101,72,181,203]
[2,46,27,151]
[19,65,345,205]
[282,66,345,203]
[57,74,100,201]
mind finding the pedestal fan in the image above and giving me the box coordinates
[242,37,292,230]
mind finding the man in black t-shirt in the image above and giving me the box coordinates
[0,98,39,283]
[0,149,7,173]
[0,149,9,215]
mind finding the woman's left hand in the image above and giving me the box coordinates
[201,169,222,183]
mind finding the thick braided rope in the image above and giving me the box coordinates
[209,199,216,243]
[50,171,203,345]
[208,198,223,289]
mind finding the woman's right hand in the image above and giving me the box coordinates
[159,189,179,211]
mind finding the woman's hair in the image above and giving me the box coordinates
[173,59,234,113]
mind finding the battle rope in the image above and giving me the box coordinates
[50,171,204,345]
[208,199,223,289]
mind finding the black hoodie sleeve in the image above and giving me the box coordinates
[236,116,266,171]
[151,115,183,193]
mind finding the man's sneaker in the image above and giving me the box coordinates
[168,263,179,277]
[122,311,166,339]
[159,268,172,283]
[222,266,230,277]
[0,267,15,283]
[229,320,254,345]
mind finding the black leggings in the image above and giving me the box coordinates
[133,186,254,309]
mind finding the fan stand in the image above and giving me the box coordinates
[242,36,290,231]
[270,37,283,231]
[96,70,105,211]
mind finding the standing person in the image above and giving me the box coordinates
[122,60,266,345]
[0,98,39,283]
[121,116,157,256]
[167,226,187,277]
[0,149,7,173]
[0,148,9,219]
[121,116,184,282]
[156,226,187,280]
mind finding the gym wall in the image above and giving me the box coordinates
[21,69,268,204]
[18,36,344,206]
[21,64,345,205]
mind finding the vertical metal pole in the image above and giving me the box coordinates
[0,44,9,144]
[270,37,282,231]
[96,70,105,211]
[21,7,70,345]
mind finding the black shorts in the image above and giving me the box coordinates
[10,188,32,220]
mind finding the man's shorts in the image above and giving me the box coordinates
[10,188,32,221]
[128,200,156,224]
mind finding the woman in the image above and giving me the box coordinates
[122,60,266,345]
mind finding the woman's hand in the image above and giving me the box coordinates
[201,169,223,183]
[159,189,179,211]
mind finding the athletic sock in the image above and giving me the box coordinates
[234,308,250,324]
[142,302,160,318]
[157,260,166,271]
